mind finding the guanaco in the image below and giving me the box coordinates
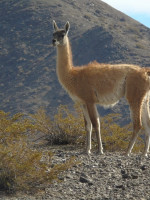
[52,20,150,156]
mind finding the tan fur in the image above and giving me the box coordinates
[52,21,150,156]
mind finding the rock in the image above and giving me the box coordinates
[140,165,147,171]
[131,173,139,179]
[122,173,130,179]
[79,173,93,185]
[66,174,73,179]
[115,184,125,190]
[1,148,150,200]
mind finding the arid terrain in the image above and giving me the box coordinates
[0,1,150,199]
[0,0,150,123]
[1,145,150,200]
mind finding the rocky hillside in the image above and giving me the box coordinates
[0,0,150,121]
[1,146,150,199]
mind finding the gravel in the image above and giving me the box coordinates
[1,146,150,200]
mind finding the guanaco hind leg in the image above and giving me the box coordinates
[126,104,142,156]
[126,92,150,157]
[141,93,150,157]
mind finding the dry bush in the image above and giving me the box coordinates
[31,104,85,145]
[53,104,85,145]
[0,110,76,193]
[100,113,144,152]
[31,105,144,153]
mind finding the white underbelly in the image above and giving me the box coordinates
[97,93,119,108]
[96,87,125,108]
[96,78,126,108]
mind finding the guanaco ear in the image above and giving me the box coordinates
[53,20,59,31]
[65,21,70,35]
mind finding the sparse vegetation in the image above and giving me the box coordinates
[31,104,85,145]
[100,113,144,152]
[136,42,145,49]
[31,104,144,152]
[0,110,76,193]
[0,104,145,193]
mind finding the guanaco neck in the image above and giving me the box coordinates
[56,37,73,83]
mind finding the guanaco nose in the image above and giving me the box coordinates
[52,39,56,44]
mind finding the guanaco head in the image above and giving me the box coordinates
[52,21,70,47]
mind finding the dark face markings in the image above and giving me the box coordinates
[53,30,66,41]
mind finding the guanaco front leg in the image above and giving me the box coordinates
[86,104,103,155]
[82,105,92,155]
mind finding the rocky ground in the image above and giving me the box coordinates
[1,145,150,200]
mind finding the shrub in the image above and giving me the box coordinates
[31,105,144,153]
[100,113,144,152]
[0,110,77,193]
[31,104,86,145]
[53,104,85,145]
[0,106,145,194]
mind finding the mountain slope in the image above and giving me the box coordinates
[0,0,150,122]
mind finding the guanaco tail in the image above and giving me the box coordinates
[52,20,150,157]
